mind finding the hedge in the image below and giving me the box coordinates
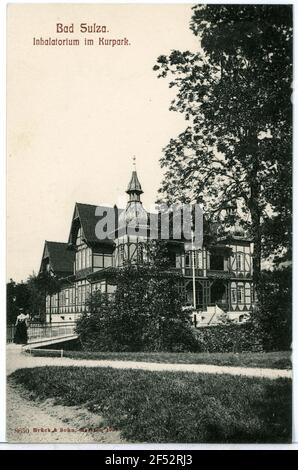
[194,323,263,353]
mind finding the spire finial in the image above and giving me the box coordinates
[132,155,136,170]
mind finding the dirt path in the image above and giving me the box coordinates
[7,379,126,444]
[6,345,127,444]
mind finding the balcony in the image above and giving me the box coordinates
[184,268,204,277]
[207,270,232,279]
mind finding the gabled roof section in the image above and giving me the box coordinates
[41,241,75,276]
[68,202,115,247]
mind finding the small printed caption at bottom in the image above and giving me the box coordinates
[105,454,193,467]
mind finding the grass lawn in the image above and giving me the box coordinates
[10,366,292,443]
[32,350,291,370]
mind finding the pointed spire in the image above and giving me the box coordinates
[126,157,143,202]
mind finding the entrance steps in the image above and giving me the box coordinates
[192,305,226,327]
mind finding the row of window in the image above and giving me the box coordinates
[92,282,117,294]
[93,253,113,268]
[76,247,92,271]
[75,249,114,272]
[46,284,90,307]
[182,251,248,272]
[74,250,249,272]
[46,282,117,309]
[74,222,250,273]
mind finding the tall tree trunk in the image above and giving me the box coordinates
[250,199,262,286]
[248,132,262,292]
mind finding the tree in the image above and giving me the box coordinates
[27,272,61,321]
[76,241,197,352]
[153,5,292,282]
[6,279,30,324]
[250,267,291,351]
[7,272,62,324]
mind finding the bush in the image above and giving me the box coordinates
[76,247,198,352]
[194,323,263,353]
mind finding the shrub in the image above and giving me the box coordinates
[76,242,198,352]
[194,323,263,353]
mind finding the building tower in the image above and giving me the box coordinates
[114,161,149,266]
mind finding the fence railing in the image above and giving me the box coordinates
[7,322,77,344]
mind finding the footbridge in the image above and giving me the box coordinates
[7,322,78,349]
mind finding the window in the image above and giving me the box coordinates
[237,285,245,304]
[197,251,203,269]
[100,281,106,293]
[210,254,224,271]
[94,254,104,268]
[168,252,176,267]
[107,284,116,294]
[176,254,182,269]
[231,288,237,304]
[69,288,74,307]
[245,283,251,305]
[93,254,113,268]
[104,255,113,267]
[52,293,58,307]
[76,227,83,246]
[185,252,191,267]
[76,245,92,272]
[88,248,92,267]
[119,245,125,264]
[236,252,244,271]
[82,285,86,304]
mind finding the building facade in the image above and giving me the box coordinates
[40,170,254,326]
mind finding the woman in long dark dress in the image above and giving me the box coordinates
[14,312,29,344]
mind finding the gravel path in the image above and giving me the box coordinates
[7,345,292,379]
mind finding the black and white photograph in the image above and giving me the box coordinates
[5,2,293,446]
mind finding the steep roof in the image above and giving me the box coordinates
[42,241,75,275]
[68,203,115,246]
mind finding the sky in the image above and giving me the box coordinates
[7,3,198,282]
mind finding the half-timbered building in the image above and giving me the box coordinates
[40,169,254,326]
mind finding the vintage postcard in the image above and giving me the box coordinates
[6,2,293,446]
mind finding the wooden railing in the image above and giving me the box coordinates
[7,322,77,344]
